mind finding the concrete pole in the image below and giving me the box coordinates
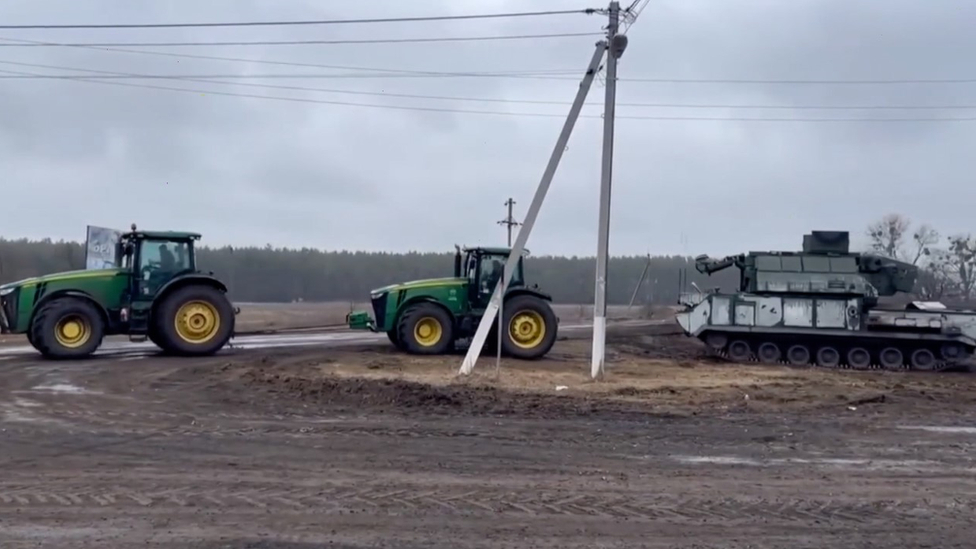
[459,40,608,376]
[591,1,626,380]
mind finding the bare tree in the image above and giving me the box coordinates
[908,224,940,266]
[916,248,954,300]
[867,213,911,259]
[945,235,976,300]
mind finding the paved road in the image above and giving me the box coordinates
[0,319,669,362]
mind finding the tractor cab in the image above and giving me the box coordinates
[117,224,202,299]
[454,246,527,309]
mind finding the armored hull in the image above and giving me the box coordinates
[674,231,976,371]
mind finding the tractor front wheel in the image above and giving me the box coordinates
[154,285,235,356]
[397,302,454,355]
[501,295,558,360]
[29,297,105,359]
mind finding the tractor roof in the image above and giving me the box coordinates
[463,246,529,256]
[125,230,202,241]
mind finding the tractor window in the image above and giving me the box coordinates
[479,256,504,293]
[139,239,191,273]
[465,254,479,282]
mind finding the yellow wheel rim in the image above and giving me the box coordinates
[55,315,91,348]
[174,300,220,344]
[509,310,546,349]
[413,316,443,347]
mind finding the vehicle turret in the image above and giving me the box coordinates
[692,231,918,301]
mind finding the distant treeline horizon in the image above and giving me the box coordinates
[0,237,737,305]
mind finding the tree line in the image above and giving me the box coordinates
[0,214,970,305]
[0,238,735,304]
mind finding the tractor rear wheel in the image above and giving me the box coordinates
[501,295,558,360]
[29,297,105,359]
[397,302,454,355]
[154,285,234,356]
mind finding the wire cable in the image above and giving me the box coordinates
[0,9,595,29]
[0,59,582,81]
[4,36,970,87]
[619,76,976,85]
[0,35,586,79]
[5,65,976,123]
[5,59,976,111]
[0,32,603,48]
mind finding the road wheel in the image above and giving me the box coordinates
[29,297,104,359]
[847,347,872,370]
[786,344,811,366]
[501,295,558,360]
[726,340,752,362]
[879,347,904,370]
[909,348,937,371]
[940,343,966,363]
[704,333,728,351]
[397,302,454,355]
[815,346,841,368]
[756,342,781,364]
[155,285,234,356]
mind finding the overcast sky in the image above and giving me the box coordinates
[1,0,974,257]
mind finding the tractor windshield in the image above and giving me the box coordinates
[466,252,525,292]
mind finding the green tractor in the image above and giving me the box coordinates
[347,246,559,359]
[0,225,236,359]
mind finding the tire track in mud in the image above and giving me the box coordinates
[0,483,970,524]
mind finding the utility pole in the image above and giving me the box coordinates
[628,254,652,308]
[497,198,520,247]
[459,41,608,376]
[591,1,628,380]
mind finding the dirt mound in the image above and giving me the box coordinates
[239,368,670,419]
[608,333,709,362]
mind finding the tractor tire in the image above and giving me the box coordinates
[501,295,558,360]
[396,302,454,355]
[147,323,167,352]
[154,285,234,356]
[387,329,406,351]
[29,297,105,359]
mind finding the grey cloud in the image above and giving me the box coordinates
[0,0,973,258]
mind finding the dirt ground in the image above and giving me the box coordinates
[2,329,976,547]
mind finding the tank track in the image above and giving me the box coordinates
[701,334,970,373]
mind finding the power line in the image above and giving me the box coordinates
[0,66,573,117]
[5,35,974,88]
[620,76,976,85]
[5,59,976,111]
[0,32,603,48]
[0,71,582,81]
[5,64,976,122]
[8,65,976,111]
[0,9,595,29]
[0,35,585,79]
[0,63,580,82]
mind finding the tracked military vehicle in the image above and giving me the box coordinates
[675,231,976,371]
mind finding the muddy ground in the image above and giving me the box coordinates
[1,330,975,548]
